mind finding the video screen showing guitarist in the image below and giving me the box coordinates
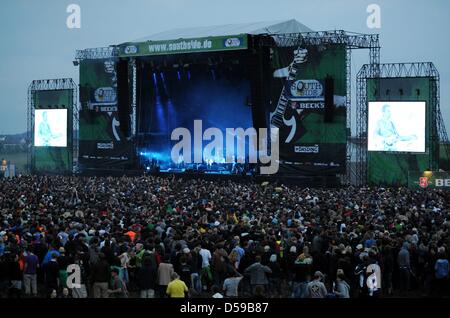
[373,104,417,151]
[38,111,62,147]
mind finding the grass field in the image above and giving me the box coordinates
[0,151,28,174]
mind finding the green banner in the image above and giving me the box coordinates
[270,44,347,175]
[79,59,133,168]
[119,35,248,57]
[408,171,450,189]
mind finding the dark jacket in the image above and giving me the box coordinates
[245,262,272,285]
[91,259,110,283]
[137,264,157,290]
[45,260,60,289]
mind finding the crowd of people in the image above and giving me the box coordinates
[0,174,449,298]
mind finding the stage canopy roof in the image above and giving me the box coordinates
[117,19,313,57]
[130,19,313,42]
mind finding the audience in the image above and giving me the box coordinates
[0,174,449,298]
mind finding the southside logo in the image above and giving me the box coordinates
[419,177,429,188]
[224,38,241,47]
[124,45,138,54]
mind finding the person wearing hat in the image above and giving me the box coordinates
[306,271,328,298]
[107,267,128,298]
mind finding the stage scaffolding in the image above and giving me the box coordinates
[355,62,447,185]
[27,78,79,173]
[259,30,381,184]
[76,31,381,182]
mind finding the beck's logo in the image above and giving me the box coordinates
[419,177,429,188]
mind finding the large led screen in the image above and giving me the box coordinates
[34,109,68,147]
[368,101,426,153]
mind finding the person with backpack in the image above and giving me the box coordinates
[434,248,449,296]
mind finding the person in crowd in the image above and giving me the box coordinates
[157,254,174,297]
[334,270,350,298]
[166,272,188,298]
[45,253,60,298]
[8,253,22,298]
[306,271,328,298]
[199,242,212,291]
[223,270,243,298]
[107,268,128,298]
[90,253,110,298]
[434,247,449,296]
[398,242,411,295]
[245,255,272,296]
[137,255,157,298]
[23,246,39,297]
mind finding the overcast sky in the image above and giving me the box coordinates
[0,0,449,134]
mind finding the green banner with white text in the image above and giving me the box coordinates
[119,35,248,57]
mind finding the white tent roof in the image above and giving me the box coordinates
[132,19,312,42]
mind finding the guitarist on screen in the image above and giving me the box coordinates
[373,104,417,151]
[38,111,62,146]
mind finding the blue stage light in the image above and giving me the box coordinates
[177,71,181,80]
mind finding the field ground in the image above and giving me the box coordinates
[0,151,28,174]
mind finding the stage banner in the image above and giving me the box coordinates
[408,171,450,189]
[367,77,434,186]
[79,59,133,168]
[33,89,73,173]
[269,44,347,175]
[119,34,248,57]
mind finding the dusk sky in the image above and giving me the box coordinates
[0,0,449,134]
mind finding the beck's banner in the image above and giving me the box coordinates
[408,171,450,189]
[79,59,133,168]
[119,35,248,57]
[269,44,347,175]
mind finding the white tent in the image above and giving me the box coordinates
[132,19,312,42]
